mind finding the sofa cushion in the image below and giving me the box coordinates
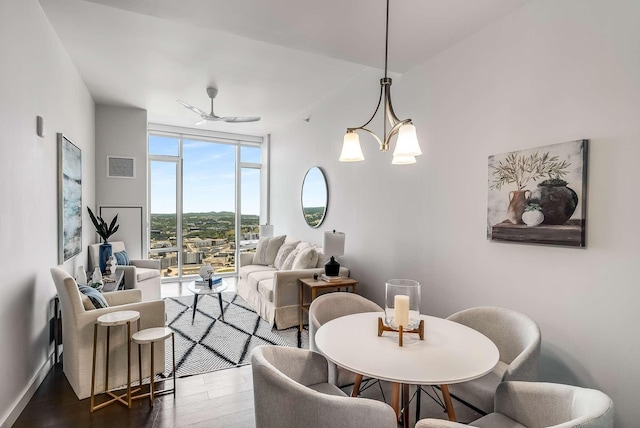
[258,278,275,302]
[114,250,131,266]
[248,270,277,293]
[292,246,319,270]
[136,267,160,282]
[78,285,109,309]
[274,244,296,270]
[252,235,286,266]
[280,248,300,270]
[239,264,277,281]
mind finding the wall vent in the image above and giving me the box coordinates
[107,156,135,178]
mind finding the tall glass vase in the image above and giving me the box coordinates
[384,279,421,330]
[99,242,112,274]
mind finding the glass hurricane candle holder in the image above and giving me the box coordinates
[385,279,421,330]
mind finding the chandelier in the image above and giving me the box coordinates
[339,0,422,165]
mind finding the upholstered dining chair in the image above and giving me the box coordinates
[50,267,166,400]
[88,241,161,301]
[251,345,397,428]
[429,306,541,415]
[309,292,383,387]
[415,381,614,428]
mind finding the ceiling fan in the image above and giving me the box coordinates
[178,87,261,124]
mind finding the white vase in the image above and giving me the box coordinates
[522,210,544,227]
[76,266,87,284]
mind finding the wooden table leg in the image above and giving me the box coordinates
[391,382,401,420]
[351,374,363,397]
[440,384,457,422]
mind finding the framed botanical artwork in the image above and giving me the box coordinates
[58,133,82,263]
[487,139,588,247]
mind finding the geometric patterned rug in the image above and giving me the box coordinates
[163,292,308,378]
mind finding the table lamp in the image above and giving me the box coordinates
[322,230,345,276]
[259,224,274,238]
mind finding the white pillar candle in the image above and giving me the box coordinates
[394,295,410,328]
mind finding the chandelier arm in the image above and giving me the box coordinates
[349,83,385,131]
[353,127,384,151]
[383,119,412,149]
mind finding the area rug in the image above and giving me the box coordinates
[162,292,308,378]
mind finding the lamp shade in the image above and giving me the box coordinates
[323,230,345,257]
[339,132,365,162]
[259,224,274,238]
[393,123,421,157]
[392,155,416,165]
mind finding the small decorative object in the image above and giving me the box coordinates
[89,267,103,290]
[313,273,319,280]
[199,264,214,281]
[379,279,423,347]
[76,266,87,284]
[488,139,588,247]
[105,256,115,275]
[522,203,544,227]
[87,207,119,273]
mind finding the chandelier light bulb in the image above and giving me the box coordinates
[339,132,365,162]
[393,123,421,158]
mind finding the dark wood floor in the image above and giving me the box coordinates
[13,280,481,427]
[13,361,256,428]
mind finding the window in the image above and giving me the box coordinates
[148,126,265,279]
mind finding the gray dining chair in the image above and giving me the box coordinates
[415,381,614,428]
[427,306,541,415]
[309,292,383,387]
[250,345,397,428]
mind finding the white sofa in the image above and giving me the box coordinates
[89,241,161,301]
[237,237,349,330]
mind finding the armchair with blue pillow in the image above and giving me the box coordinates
[89,241,161,301]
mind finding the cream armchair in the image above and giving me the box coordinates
[89,241,161,301]
[251,345,397,428]
[415,381,614,428]
[50,267,166,400]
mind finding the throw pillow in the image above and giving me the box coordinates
[114,250,130,266]
[78,285,109,310]
[252,235,286,266]
[292,246,319,270]
[280,248,300,271]
[274,244,296,270]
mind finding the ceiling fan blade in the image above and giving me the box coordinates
[222,116,261,123]
[177,100,208,116]
[195,119,207,125]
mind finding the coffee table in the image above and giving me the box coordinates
[187,279,228,324]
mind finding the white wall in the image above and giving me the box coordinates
[0,0,95,425]
[95,105,149,256]
[270,0,640,426]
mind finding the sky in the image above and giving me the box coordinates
[149,135,261,214]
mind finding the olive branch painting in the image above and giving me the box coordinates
[487,139,588,247]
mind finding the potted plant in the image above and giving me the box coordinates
[88,207,119,273]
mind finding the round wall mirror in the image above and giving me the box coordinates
[301,166,328,228]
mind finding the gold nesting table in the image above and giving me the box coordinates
[130,327,176,405]
[90,310,140,412]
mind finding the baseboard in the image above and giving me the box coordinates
[0,352,55,428]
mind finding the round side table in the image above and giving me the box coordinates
[131,327,176,406]
[90,310,140,412]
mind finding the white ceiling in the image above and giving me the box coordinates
[39,0,528,135]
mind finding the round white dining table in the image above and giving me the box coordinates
[315,312,499,425]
